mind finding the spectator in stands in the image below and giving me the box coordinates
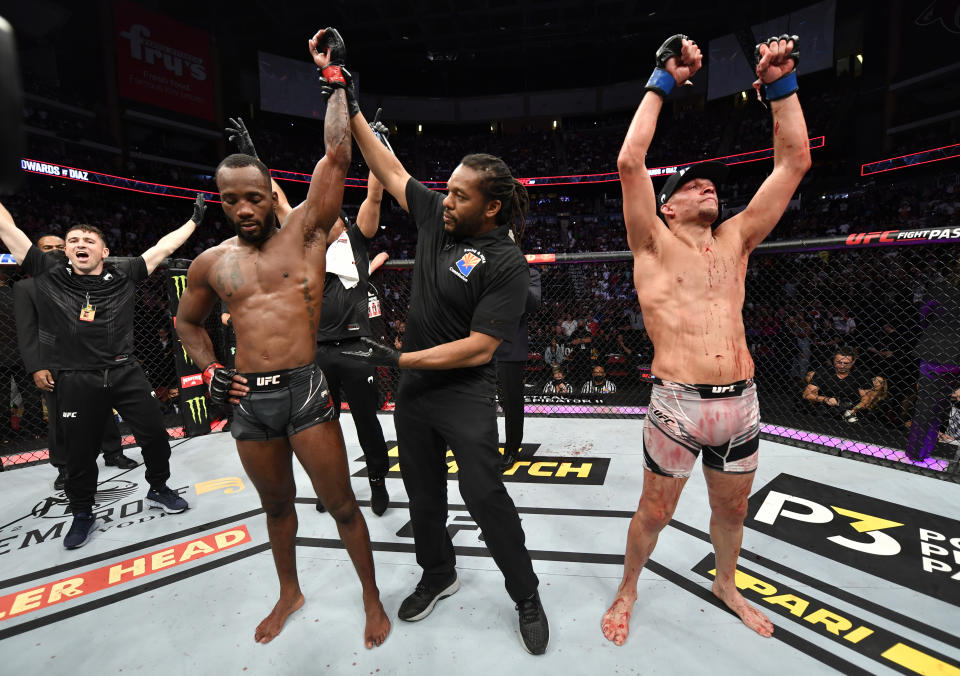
[560,313,578,336]
[568,319,593,381]
[832,307,856,336]
[937,388,960,445]
[544,336,571,368]
[907,258,960,460]
[785,311,813,386]
[581,365,617,394]
[803,347,885,421]
[542,367,572,395]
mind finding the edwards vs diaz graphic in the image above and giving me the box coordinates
[746,474,960,606]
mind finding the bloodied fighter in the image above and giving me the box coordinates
[601,34,811,644]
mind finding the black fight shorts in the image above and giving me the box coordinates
[231,363,336,441]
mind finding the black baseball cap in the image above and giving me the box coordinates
[657,161,729,210]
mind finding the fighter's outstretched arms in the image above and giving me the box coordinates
[141,193,203,274]
[176,252,250,404]
[621,35,702,254]
[289,27,352,244]
[725,35,811,251]
[0,200,33,263]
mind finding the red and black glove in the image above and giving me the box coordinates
[315,27,360,117]
[202,362,237,405]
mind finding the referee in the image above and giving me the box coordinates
[0,198,201,549]
[315,177,390,515]
[340,95,549,654]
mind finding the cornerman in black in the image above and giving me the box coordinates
[0,197,203,549]
[495,264,541,472]
[13,233,134,491]
[315,186,391,515]
[336,86,549,655]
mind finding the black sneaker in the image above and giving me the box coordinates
[398,575,460,622]
[63,512,101,549]
[516,592,549,655]
[369,477,389,516]
[104,453,138,469]
[54,467,66,491]
[499,451,518,473]
[146,485,189,513]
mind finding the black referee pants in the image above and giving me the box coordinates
[58,362,171,513]
[496,360,526,458]
[394,386,538,603]
[315,341,389,479]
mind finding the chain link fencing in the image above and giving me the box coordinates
[3,231,958,481]
[0,261,228,469]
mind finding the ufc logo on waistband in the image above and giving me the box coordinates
[711,385,735,393]
[61,411,78,418]
[256,375,281,386]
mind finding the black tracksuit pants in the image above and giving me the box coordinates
[58,362,171,513]
[394,383,538,603]
[315,341,389,479]
[496,360,526,458]
[46,385,123,468]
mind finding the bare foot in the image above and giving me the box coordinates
[601,595,636,646]
[712,581,774,637]
[254,592,305,643]
[364,598,391,649]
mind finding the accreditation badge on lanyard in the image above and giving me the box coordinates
[79,291,96,322]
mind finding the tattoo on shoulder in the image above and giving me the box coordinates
[215,255,245,298]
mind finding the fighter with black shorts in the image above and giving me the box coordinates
[174,28,389,649]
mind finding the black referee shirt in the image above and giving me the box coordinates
[317,223,373,342]
[21,245,148,370]
[402,177,528,397]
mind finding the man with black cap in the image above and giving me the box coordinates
[601,34,811,645]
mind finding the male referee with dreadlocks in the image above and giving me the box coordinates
[326,75,548,654]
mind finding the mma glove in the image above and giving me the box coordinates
[340,337,400,368]
[225,117,259,158]
[203,362,237,405]
[754,34,800,101]
[316,28,360,117]
[369,108,394,153]
[645,34,687,98]
[191,193,206,224]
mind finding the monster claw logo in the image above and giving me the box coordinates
[171,274,188,299]
[180,340,194,366]
[185,396,208,424]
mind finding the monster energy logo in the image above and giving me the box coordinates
[180,340,194,366]
[185,396,208,425]
[171,274,187,299]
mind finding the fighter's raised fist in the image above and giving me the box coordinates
[755,34,799,84]
[664,37,703,86]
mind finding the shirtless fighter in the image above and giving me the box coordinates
[175,28,390,648]
[601,34,810,644]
